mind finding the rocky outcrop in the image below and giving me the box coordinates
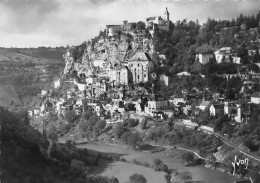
[63,32,155,77]
[63,44,96,77]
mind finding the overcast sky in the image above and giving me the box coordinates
[0,0,259,48]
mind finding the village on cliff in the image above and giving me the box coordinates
[30,8,260,133]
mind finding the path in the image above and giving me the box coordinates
[151,143,220,163]
[176,120,260,163]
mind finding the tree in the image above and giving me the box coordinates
[136,21,146,30]
[153,158,168,172]
[140,118,148,129]
[181,152,195,165]
[214,114,229,132]
[244,140,259,152]
[205,154,217,169]
[65,139,75,149]
[113,123,124,139]
[125,118,139,128]
[127,132,143,150]
[95,119,106,131]
[129,174,147,183]
[81,110,93,120]
[65,110,77,123]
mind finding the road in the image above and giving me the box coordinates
[176,120,260,163]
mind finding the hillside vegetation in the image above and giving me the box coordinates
[0,107,121,183]
[0,48,65,110]
[0,85,21,107]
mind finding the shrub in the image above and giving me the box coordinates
[70,158,85,169]
[126,118,139,128]
[129,173,147,183]
[127,132,143,150]
[65,110,77,123]
[143,162,151,168]
[244,140,259,152]
[120,158,127,162]
[179,171,192,182]
[181,152,195,165]
[164,173,171,183]
[153,158,168,172]
[113,123,124,139]
[95,119,107,131]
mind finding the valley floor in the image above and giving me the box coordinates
[77,142,242,183]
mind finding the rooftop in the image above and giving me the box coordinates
[129,52,152,62]
[251,92,260,98]
[212,104,224,109]
[200,101,211,107]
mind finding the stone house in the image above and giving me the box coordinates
[145,94,169,117]
[196,52,214,65]
[198,101,211,111]
[251,92,260,104]
[209,104,224,116]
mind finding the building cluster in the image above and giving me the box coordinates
[29,8,260,131]
[106,7,170,37]
[196,25,260,67]
[196,47,242,64]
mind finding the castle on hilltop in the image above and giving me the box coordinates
[106,21,135,37]
[145,7,170,32]
[106,7,170,37]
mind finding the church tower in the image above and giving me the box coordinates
[164,7,169,23]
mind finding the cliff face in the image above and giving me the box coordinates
[63,32,155,77]
[63,44,97,76]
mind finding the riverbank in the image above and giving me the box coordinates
[77,142,241,183]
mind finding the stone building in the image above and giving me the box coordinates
[251,92,260,104]
[108,65,130,86]
[145,7,170,32]
[196,53,214,64]
[128,52,154,83]
[106,21,135,36]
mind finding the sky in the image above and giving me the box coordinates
[0,0,259,48]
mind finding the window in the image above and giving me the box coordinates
[138,64,139,67]
[144,74,146,77]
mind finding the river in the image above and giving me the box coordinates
[77,142,242,183]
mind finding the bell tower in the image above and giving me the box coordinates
[164,7,169,23]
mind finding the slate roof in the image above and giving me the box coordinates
[200,101,211,107]
[129,52,152,62]
[147,16,156,21]
[148,94,167,101]
[251,92,260,98]
[212,104,224,109]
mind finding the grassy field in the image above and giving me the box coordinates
[78,143,241,183]
[93,159,167,183]
[0,50,42,62]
